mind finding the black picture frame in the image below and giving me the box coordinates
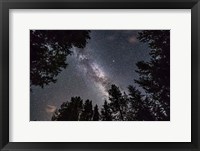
[0,0,199,150]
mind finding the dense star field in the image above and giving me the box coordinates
[30,30,170,121]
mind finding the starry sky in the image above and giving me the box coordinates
[30,30,151,121]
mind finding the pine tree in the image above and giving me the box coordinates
[93,105,100,121]
[122,92,130,120]
[53,101,70,121]
[135,30,170,120]
[101,100,112,121]
[108,84,127,121]
[68,97,83,120]
[80,100,93,121]
[128,85,154,121]
[51,96,83,121]
[30,30,90,88]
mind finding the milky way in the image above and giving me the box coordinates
[73,47,111,97]
[30,30,151,121]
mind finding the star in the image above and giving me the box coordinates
[112,59,115,63]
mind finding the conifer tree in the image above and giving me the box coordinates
[30,30,90,88]
[128,85,154,121]
[80,99,93,121]
[51,96,83,121]
[108,84,127,121]
[101,100,112,121]
[135,30,170,120]
[93,105,100,121]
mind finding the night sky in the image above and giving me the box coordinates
[30,30,150,121]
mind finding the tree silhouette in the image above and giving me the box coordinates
[135,30,170,120]
[93,105,100,121]
[101,100,112,121]
[128,85,154,121]
[30,30,90,88]
[80,99,93,121]
[51,96,83,121]
[108,84,127,121]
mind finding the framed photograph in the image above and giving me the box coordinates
[0,0,199,150]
